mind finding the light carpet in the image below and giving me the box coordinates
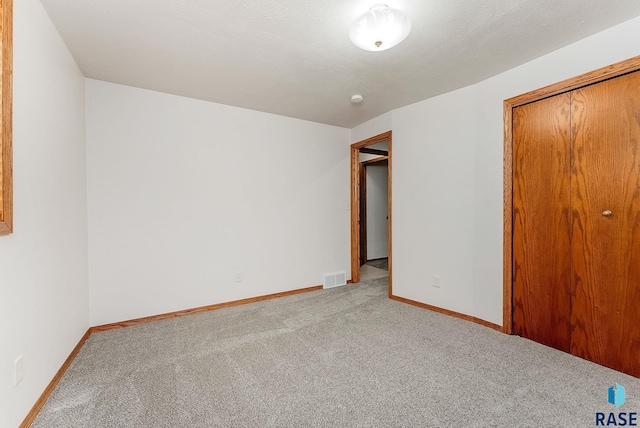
[32,277,640,427]
[359,264,388,282]
[365,259,389,271]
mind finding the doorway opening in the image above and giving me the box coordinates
[350,131,392,296]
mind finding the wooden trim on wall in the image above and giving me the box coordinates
[350,131,392,294]
[390,295,502,332]
[90,285,323,333]
[503,99,513,334]
[20,284,323,426]
[350,145,361,283]
[387,137,393,297]
[351,131,392,150]
[0,0,13,236]
[20,329,92,428]
[503,55,640,335]
[506,56,640,108]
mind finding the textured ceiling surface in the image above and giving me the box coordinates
[39,0,640,128]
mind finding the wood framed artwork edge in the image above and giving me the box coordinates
[0,0,13,236]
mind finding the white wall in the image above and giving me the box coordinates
[393,88,478,317]
[366,163,388,260]
[86,80,351,326]
[0,0,89,426]
[355,15,640,326]
[351,112,392,144]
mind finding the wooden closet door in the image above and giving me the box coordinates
[512,93,572,351]
[570,71,640,377]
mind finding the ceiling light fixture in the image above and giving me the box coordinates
[349,4,411,52]
[351,94,364,103]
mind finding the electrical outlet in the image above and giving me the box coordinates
[13,356,23,386]
[235,271,243,283]
[432,275,441,288]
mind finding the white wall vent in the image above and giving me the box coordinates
[323,272,347,289]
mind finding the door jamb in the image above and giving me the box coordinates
[360,156,389,266]
[359,162,367,266]
[503,55,640,334]
[351,131,392,296]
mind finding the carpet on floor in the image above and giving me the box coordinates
[32,277,640,427]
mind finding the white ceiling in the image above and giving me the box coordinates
[39,0,640,128]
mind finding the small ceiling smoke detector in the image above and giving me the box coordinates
[351,94,364,103]
[349,4,411,52]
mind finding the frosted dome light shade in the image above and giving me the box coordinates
[349,4,411,52]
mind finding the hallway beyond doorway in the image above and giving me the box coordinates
[360,258,389,281]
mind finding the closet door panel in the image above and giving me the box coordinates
[512,93,572,351]
[570,71,640,377]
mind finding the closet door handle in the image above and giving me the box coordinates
[602,210,612,217]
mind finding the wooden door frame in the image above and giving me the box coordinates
[351,131,392,296]
[359,156,389,266]
[503,55,640,334]
[0,0,13,236]
[359,162,367,265]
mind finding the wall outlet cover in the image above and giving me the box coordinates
[14,356,23,386]
[432,275,441,288]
